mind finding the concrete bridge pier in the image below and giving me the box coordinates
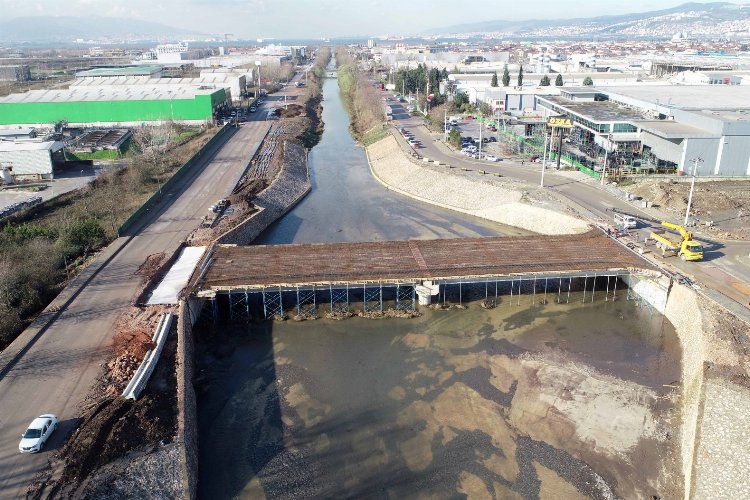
[416,281,440,306]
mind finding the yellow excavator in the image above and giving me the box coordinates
[649,222,704,261]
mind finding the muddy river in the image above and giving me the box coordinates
[195,68,682,499]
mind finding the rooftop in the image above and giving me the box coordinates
[0,140,63,152]
[543,96,646,123]
[602,85,750,111]
[0,86,221,104]
[70,75,240,88]
[636,120,714,139]
[75,65,163,78]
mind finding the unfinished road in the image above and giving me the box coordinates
[0,122,270,498]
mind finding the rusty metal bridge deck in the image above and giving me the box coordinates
[193,230,653,294]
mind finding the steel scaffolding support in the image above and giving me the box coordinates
[262,287,283,319]
[330,284,349,315]
[363,283,383,313]
[396,284,416,311]
[296,286,317,318]
[229,291,251,321]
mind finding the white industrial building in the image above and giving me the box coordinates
[70,73,247,103]
[0,141,64,181]
[536,85,750,177]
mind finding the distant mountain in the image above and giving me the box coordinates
[0,16,199,43]
[426,2,750,38]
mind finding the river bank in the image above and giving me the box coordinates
[367,133,589,235]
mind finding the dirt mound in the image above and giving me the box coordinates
[46,393,176,497]
[624,180,750,239]
[135,252,167,280]
[279,104,304,118]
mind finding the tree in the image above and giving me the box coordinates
[555,74,564,86]
[583,76,594,86]
[448,128,461,148]
[453,91,470,109]
[540,75,550,86]
[517,65,524,88]
[441,67,449,80]
[491,71,498,87]
[479,102,492,117]
[502,65,510,87]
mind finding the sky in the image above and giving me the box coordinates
[0,0,734,38]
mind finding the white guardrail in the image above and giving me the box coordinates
[122,312,174,400]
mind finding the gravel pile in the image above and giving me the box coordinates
[368,136,588,235]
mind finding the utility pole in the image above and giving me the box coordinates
[444,108,448,142]
[478,114,483,159]
[684,157,704,226]
[541,124,549,187]
[600,132,613,185]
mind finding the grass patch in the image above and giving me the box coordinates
[361,127,388,147]
[66,150,120,161]
[176,129,200,142]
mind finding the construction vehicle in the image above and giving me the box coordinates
[649,222,704,261]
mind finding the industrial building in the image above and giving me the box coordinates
[0,140,64,181]
[70,72,246,103]
[75,65,164,79]
[0,86,228,128]
[536,85,750,177]
[0,65,31,82]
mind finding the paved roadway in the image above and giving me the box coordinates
[389,98,750,307]
[0,121,271,498]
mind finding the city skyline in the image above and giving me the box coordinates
[0,0,743,38]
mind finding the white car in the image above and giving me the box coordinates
[19,414,58,453]
[484,155,500,162]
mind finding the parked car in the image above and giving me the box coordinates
[249,106,257,113]
[530,156,539,162]
[488,137,497,142]
[488,126,497,132]
[19,415,58,453]
[485,155,500,162]
[465,115,474,120]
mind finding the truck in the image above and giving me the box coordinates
[649,222,704,261]
[614,213,637,229]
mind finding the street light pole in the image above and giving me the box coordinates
[684,157,704,226]
[444,108,448,142]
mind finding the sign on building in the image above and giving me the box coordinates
[547,117,573,128]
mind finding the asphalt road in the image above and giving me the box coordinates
[390,99,750,307]
[0,121,271,498]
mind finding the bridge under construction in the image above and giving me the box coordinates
[190,230,657,320]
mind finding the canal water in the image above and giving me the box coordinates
[196,72,682,499]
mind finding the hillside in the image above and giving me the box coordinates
[427,2,750,38]
[0,16,198,43]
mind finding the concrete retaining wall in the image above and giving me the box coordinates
[176,298,199,499]
[662,283,706,500]
[217,141,310,245]
[636,279,750,499]
[628,272,670,314]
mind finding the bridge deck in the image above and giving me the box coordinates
[194,230,653,292]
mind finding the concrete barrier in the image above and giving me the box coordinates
[122,313,174,400]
